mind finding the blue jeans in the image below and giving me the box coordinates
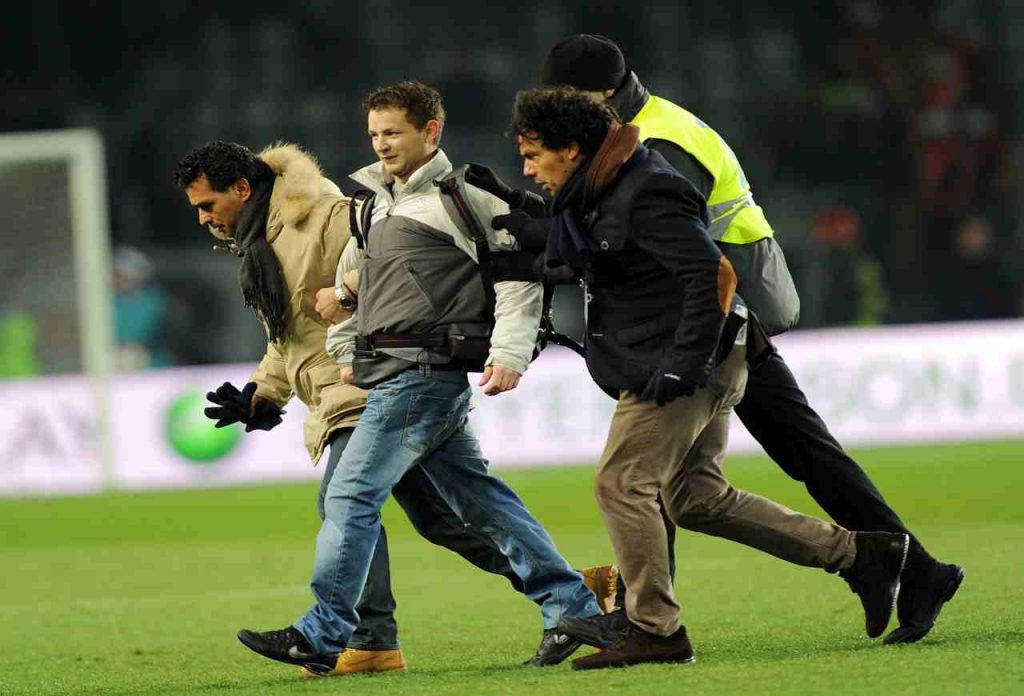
[295,368,601,653]
[317,430,524,650]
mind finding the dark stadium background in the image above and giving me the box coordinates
[3,0,1022,369]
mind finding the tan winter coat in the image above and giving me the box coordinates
[248,143,367,463]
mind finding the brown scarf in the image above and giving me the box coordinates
[583,122,640,209]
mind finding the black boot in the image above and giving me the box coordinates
[558,609,632,648]
[571,624,695,670]
[884,562,964,644]
[840,532,910,638]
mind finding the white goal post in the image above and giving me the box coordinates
[0,129,115,488]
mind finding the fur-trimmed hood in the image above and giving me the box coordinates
[247,142,358,464]
[259,142,342,240]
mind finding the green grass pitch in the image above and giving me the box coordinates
[1,440,1022,695]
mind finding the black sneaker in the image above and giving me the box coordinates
[557,609,632,648]
[840,532,910,638]
[522,628,582,666]
[237,626,338,675]
[884,562,964,645]
[571,624,696,671]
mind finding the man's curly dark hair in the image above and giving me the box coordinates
[508,88,619,157]
[174,141,274,191]
[362,81,446,132]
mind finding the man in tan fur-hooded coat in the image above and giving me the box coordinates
[174,141,532,675]
[239,141,363,463]
[176,141,363,460]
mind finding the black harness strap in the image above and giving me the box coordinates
[361,333,448,350]
[348,189,376,250]
[539,310,586,358]
[437,176,497,312]
[440,172,587,360]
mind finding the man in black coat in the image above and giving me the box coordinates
[531,34,963,647]
[504,88,910,670]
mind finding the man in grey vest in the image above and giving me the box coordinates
[235,81,604,674]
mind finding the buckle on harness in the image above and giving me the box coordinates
[354,335,379,359]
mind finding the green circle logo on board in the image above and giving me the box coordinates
[164,388,241,463]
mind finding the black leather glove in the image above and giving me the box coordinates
[492,210,551,253]
[466,162,547,218]
[640,369,701,406]
[204,381,253,428]
[204,381,284,432]
[490,251,580,285]
[514,188,548,218]
[543,262,579,286]
[465,162,515,201]
[245,396,285,432]
[490,250,544,282]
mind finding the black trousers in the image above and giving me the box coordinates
[317,429,519,649]
[737,353,912,532]
[621,350,929,606]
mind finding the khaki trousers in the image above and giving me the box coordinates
[594,345,857,636]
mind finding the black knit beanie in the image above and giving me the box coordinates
[541,34,627,91]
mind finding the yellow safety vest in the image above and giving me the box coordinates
[631,94,773,245]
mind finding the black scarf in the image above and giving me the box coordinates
[545,123,640,274]
[545,158,592,273]
[233,176,289,343]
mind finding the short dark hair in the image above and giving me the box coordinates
[509,88,618,157]
[174,140,274,191]
[362,81,446,130]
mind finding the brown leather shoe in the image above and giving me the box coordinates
[571,624,695,670]
[580,565,619,614]
[300,648,406,678]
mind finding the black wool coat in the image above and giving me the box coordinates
[576,144,732,396]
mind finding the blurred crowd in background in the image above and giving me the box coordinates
[2,0,1022,375]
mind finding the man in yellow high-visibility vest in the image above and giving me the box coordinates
[539,34,962,646]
